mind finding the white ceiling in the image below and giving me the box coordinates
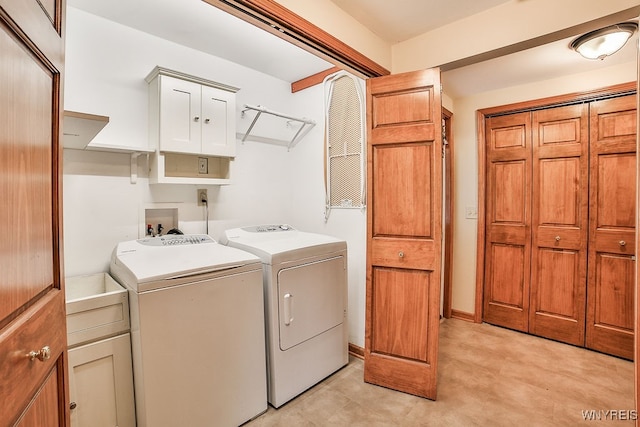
[329,0,513,43]
[67,0,638,99]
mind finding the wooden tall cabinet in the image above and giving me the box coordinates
[483,93,636,360]
[0,0,68,425]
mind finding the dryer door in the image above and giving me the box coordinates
[277,255,346,351]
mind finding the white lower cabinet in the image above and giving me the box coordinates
[68,333,136,427]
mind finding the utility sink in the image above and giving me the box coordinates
[65,273,130,348]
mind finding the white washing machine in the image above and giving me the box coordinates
[110,234,267,427]
[221,225,348,408]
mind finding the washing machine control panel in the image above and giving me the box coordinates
[137,234,215,246]
[242,224,294,233]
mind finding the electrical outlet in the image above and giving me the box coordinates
[198,157,208,174]
[197,189,208,206]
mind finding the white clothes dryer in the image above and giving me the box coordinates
[110,234,267,427]
[221,225,348,408]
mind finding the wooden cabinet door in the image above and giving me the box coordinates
[364,69,442,399]
[529,104,588,345]
[0,0,68,425]
[586,95,636,360]
[159,75,202,154]
[483,112,532,332]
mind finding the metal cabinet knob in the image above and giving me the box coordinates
[555,236,561,241]
[194,116,200,122]
[619,240,626,246]
[204,118,211,124]
[28,346,51,362]
[398,251,404,258]
[70,402,77,410]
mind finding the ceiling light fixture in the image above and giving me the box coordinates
[570,22,638,59]
[570,22,637,60]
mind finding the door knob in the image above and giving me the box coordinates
[28,346,51,362]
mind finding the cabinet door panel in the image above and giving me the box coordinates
[68,334,135,427]
[160,76,201,154]
[201,85,236,157]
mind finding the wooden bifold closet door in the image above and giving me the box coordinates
[483,94,636,360]
[586,96,636,360]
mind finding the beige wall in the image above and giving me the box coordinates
[394,0,639,73]
[274,0,637,75]
[274,0,392,70]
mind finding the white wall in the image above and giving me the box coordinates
[288,80,368,347]
[64,7,368,347]
[64,7,293,273]
[449,61,637,314]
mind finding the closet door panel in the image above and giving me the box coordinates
[536,249,579,315]
[587,95,636,360]
[483,112,531,332]
[530,105,588,346]
[593,254,635,330]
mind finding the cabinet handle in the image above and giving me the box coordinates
[283,293,293,326]
[28,346,51,362]
[204,118,211,124]
[555,236,561,241]
[619,240,626,246]
[70,402,77,410]
[194,116,200,122]
[398,251,404,258]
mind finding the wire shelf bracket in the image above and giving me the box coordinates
[239,104,316,150]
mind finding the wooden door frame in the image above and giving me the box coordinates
[475,82,637,323]
[442,107,454,319]
[635,43,640,426]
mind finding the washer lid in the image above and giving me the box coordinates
[221,225,346,263]
[111,234,261,284]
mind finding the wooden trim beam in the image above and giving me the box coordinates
[474,110,486,324]
[202,0,389,79]
[479,82,637,116]
[292,66,340,93]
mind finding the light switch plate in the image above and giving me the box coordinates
[465,206,478,219]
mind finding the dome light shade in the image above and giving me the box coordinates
[570,22,637,60]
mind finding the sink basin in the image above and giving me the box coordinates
[66,273,130,348]
[66,272,125,301]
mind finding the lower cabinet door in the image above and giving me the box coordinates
[68,334,136,427]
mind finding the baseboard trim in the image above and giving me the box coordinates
[348,343,364,359]
[451,309,476,323]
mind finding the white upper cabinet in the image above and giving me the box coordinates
[147,67,239,157]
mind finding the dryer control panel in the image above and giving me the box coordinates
[242,224,294,233]
[137,234,215,246]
